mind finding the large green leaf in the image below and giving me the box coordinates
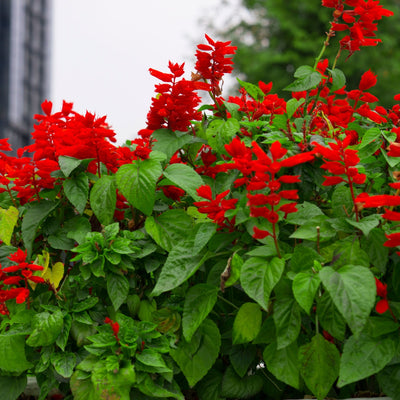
[89,174,116,225]
[152,223,216,296]
[183,283,218,341]
[63,172,89,214]
[0,375,27,400]
[162,163,204,201]
[22,200,58,258]
[116,158,162,216]
[316,292,346,341]
[273,296,302,349]
[135,374,184,400]
[151,129,194,161]
[263,341,300,389]
[292,272,321,314]
[232,302,262,344]
[26,310,64,347]
[378,363,400,400]
[220,365,264,399]
[145,209,193,252]
[58,155,91,177]
[345,214,381,237]
[319,265,376,335]
[0,206,18,245]
[51,351,77,378]
[107,273,129,311]
[338,332,397,387]
[299,334,340,400]
[361,228,389,273]
[229,345,257,378]
[240,256,284,310]
[0,334,33,373]
[170,319,221,387]
[195,368,224,400]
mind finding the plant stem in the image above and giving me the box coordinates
[217,294,239,310]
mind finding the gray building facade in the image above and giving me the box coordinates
[0,0,51,151]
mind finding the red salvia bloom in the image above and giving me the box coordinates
[146,62,203,132]
[194,185,238,231]
[194,34,237,96]
[313,136,365,220]
[105,317,120,342]
[375,277,389,314]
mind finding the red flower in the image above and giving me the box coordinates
[194,34,237,96]
[105,317,120,342]
[375,278,389,314]
[194,185,238,230]
[146,62,203,132]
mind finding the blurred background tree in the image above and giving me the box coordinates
[204,0,400,107]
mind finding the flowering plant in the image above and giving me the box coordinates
[1,1,400,399]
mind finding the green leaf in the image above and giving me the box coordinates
[0,375,27,400]
[152,223,216,296]
[145,209,193,252]
[0,334,33,373]
[240,256,285,310]
[72,296,99,313]
[329,68,346,92]
[378,364,400,400]
[263,341,300,389]
[361,228,389,273]
[338,332,396,387]
[284,66,322,92]
[206,118,240,154]
[229,345,257,378]
[345,214,381,237]
[232,302,262,345]
[290,215,336,241]
[65,216,92,244]
[183,283,218,341]
[292,272,321,314]
[319,265,376,335]
[289,246,323,273]
[51,351,77,378]
[26,310,64,347]
[286,201,324,225]
[107,273,129,311]
[366,316,399,338]
[331,239,370,268]
[116,158,162,216]
[317,292,346,341]
[237,78,265,100]
[89,174,116,225]
[70,372,97,400]
[58,155,91,177]
[22,200,58,258]
[299,334,341,400]
[170,319,221,387]
[0,206,18,245]
[273,296,302,349]
[286,97,305,119]
[331,185,354,218]
[221,365,264,399]
[359,127,381,149]
[136,349,172,373]
[135,374,183,400]
[151,129,193,161]
[56,314,72,351]
[163,163,204,201]
[195,368,224,400]
[63,172,89,214]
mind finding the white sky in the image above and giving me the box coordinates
[50,0,239,144]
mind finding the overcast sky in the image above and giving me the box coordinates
[50,0,239,144]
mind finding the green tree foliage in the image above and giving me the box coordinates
[208,0,400,106]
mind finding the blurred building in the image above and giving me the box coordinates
[0,0,51,151]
